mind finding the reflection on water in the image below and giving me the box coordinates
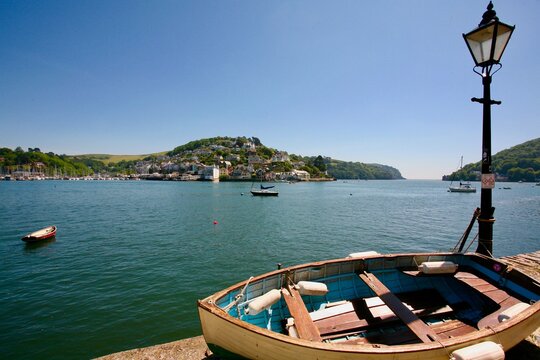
[23,236,56,252]
[0,180,539,359]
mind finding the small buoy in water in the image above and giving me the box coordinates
[350,193,352,196]
[241,193,244,196]
[213,220,218,225]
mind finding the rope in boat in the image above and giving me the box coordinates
[485,325,504,349]
[482,246,495,258]
[463,233,479,253]
[223,276,254,313]
[452,208,480,253]
[435,337,450,359]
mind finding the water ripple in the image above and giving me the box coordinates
[0,180,538,358]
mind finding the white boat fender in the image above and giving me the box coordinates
[295,281,329,296]
[450,341,505,360]
[418,261,458,274]
[285,318,299,338]
[246,289,281,315]
[497,302,531,323]
[347,251,379,258]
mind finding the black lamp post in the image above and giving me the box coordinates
[463,1,514,256]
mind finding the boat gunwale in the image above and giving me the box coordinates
[21,225,57,242]
[199,296,540,354]
[200,252,517,304]
[198,251,540,354]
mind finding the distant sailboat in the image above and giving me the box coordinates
[251,184,279,197]
[251,170,279,196]
[449,156,476,193]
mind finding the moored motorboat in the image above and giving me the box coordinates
[21,225,57,243]
[198,252,540,360]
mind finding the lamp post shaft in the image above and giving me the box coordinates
[464,1,514,257]
[477,73,495,256]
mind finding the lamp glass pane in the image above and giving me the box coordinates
[492,23,513,62]
[465,24,496,65]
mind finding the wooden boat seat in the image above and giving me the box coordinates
[453,271,522,328]
[281,286,322,341]
[340,319,477,346]
[314,290,456,340]
[358,271,441,343]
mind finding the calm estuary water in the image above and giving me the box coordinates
[1,180,539,359]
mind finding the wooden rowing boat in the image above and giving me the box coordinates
[21,225,57,243]
[198,5,534,357]
[198,252,540,359]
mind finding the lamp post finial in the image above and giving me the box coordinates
[479,1,498,26]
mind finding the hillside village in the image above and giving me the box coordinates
[0,137,320,181]
[134,137,317,182]
[0,136,405,181]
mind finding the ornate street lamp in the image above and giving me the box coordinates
[463,2,514,256]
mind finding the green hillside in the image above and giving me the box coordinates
[72,153,166,164]
[443,138,540,182]
[0,147,93,176]
[167,136,404,180]
[4,137,537,181]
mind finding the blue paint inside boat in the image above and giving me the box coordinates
[216,254,539,335]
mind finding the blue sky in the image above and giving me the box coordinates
[1,1,539,179]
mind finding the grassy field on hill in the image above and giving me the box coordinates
[73,153,166,164]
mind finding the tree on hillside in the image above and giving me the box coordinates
[257,146,274,159]
[313,155,327,172]
[234,137,249,147]
[251,137,262,146]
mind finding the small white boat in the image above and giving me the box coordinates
[449,182,477,193]
[448,157,476,193]
[21,225,57,243]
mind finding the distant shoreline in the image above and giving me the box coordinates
[0,175,337,182]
